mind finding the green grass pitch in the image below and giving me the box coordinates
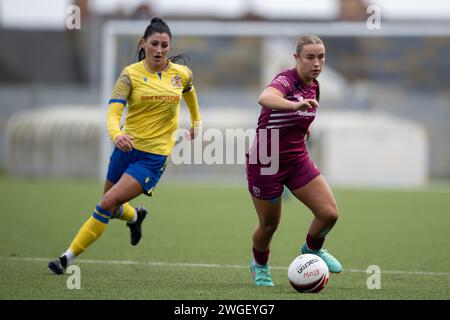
[0,177,449,300]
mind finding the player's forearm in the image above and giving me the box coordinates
[258,93,297,111]
[183,87,202,128]
[107,102,124,141]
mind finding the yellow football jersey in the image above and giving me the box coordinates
[107,60,201,155]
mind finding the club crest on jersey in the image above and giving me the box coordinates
[143,76,148,82]
[171,74,182,88]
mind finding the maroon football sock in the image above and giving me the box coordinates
[306,234,325,251]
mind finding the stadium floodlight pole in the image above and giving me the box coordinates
[100,19,450,178]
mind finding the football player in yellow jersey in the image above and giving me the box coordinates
[49,17,201,274]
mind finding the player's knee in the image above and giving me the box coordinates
[316,202,339,224]
[98,197,120,214]
[260,222,278,234]
[325,203,339,224]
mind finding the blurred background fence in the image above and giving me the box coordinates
[1,0,449,186]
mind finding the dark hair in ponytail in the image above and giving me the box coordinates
[137,17,189,65]
[168,54,190,65]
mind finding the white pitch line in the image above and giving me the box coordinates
[1,256,449,276]
[344,268,450,276]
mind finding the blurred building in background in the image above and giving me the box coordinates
[1,0,450,185]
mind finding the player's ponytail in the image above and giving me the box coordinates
[138,47,146,62]
[169,54,190,65]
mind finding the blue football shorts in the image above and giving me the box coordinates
[106,147,169,196]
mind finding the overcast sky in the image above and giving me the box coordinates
[1,0,449,30]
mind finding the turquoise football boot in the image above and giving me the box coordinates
[301,243,342,273]
[250,261,275,286]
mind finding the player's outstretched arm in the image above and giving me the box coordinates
[258,87,318,111]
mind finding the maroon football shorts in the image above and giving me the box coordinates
[246,156,321,200]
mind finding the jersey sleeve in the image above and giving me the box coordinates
[182,66,194,93]
[109,68,132,105]
[267,73,293,97]
[107,68,131,141]
[180,66,201,127]
[107,102,125,142]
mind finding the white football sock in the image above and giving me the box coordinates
[62,249,75,264]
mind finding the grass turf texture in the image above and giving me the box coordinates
[0,177,449,300]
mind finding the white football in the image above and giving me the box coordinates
[288,254,329,293]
